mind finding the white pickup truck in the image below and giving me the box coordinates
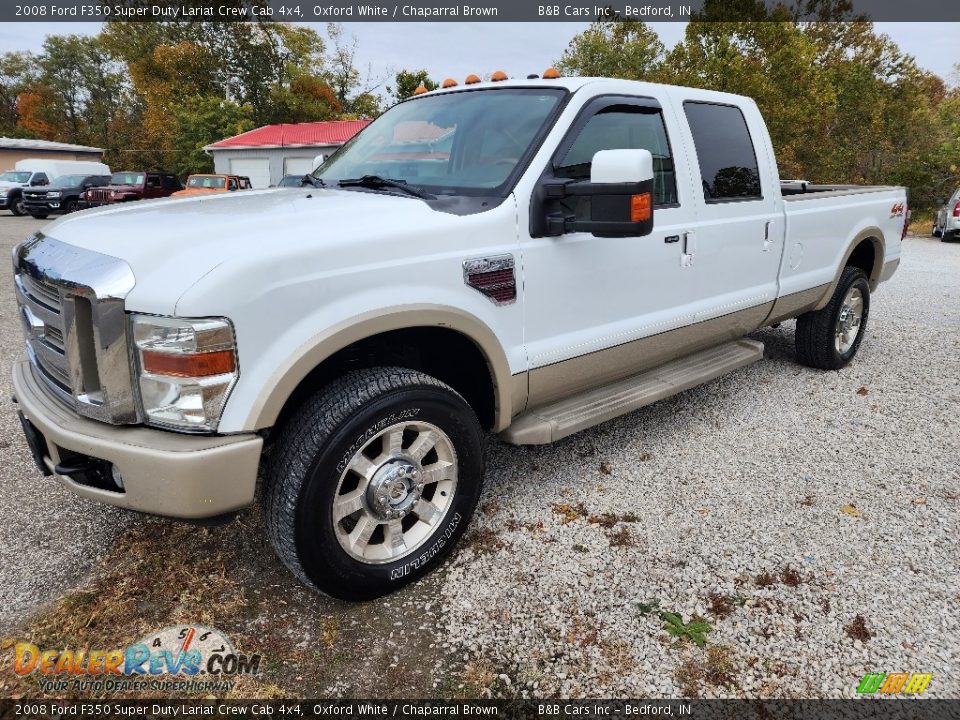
[12,76,906,600]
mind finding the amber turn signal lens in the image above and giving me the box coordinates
[442,78,458,88]
[142,350,236,378]
[542,67,561,79]
[631,193,652,222]
[413,84,428,95]
[465,74,481,85]
[490,70,508,81]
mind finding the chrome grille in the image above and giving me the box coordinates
[21,272,62,312]
[87,188,111,203]
[14,233,140,424]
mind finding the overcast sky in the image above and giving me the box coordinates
[1,21,957,94]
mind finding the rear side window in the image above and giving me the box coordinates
[556,106,678,206]
[684,102,762,202]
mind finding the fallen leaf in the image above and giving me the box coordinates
[912,497,927,506]
[599,462,614,475]
[840,504,862,517]
[697,507,709,516]
[856,386,869,396]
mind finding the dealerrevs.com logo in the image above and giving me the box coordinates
[12,625,261,694]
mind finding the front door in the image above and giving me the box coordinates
[520,96,700,407]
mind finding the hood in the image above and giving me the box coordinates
[38,187,476,315]
[24,184,78,194]
[0,181,26,190]
[94,184,139,193]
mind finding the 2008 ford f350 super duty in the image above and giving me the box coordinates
[12,76,906,599]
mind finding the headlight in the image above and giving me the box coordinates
[131,315,238,432]
[46,191,61,198]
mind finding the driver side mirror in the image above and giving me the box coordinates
[543,149,655,238]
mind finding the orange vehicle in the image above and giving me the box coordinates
[171,174,253,197]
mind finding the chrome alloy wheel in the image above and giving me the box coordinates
[332,421,458,564]
[835,286,864,354]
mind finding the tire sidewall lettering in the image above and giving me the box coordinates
[335,408,420,475]
[389,512,462,581]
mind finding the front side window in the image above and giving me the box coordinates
[683,102,762,202]
[555,105,678,206]
[314,88,565,195]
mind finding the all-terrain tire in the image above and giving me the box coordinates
[795,266,870,370]
[262,367,484,601]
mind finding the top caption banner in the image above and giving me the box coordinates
[3,0,960,22]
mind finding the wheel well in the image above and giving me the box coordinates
[273,327,497,432]
[846,238,877,281]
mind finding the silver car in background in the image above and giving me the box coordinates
[933,187,960,241]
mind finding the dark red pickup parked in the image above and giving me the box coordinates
[80,170,183,207]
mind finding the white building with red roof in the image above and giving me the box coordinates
[205,119,371,188]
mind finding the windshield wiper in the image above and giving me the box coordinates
[338,175,435,200]
[301,175,325,188]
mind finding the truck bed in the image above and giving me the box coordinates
[780,181,903,200]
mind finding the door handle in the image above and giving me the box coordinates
[681,231,696,267]
[763,221,774,252]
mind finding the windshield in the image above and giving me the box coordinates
[111,172,144,186]
[187,175,226,189]
[0,171,31,183]
[50,175,87,188]
[314,88,565,195]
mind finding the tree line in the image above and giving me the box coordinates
[555,1,960,211]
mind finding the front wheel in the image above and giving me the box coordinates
[263,367,484,600]
[795,266,871,370]
[9,195,25,216]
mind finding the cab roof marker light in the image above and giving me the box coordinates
[490,70,508,82]
[442,78,458,88]
[465,74,481,85]
[413,84,429,95]
[543,67,561,79]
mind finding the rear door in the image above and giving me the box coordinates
[671,97,784,326]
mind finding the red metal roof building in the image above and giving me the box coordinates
[205,119,372,188]
[206,120,372,150]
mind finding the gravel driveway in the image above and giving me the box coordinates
[1,214,957,698]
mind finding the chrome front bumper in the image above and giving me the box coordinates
[12,361,262,519]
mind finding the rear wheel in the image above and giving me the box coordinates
[795,267,870,370]
[263,367,484,600]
